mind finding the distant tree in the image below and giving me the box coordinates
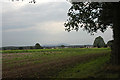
[61,45,65,48]
[93,36,105,48]
[2,48,6,50]
[35,43,43,49]
[30,46,34,49]
[104,44,107,48]
[84,45,86,48]
[107,40,113,48]
[19,47,23,50]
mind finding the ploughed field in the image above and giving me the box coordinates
[2,48,118,78]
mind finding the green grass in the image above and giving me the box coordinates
[2,48,110,64]
[2,48,110,53]
[3,48,116,78]
[56,54,110,78]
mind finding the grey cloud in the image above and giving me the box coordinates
[3,2,70,30]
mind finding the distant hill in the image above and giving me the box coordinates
[1,44,93,50]
[43,43,70,47]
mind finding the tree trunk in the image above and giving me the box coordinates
[111,3,120,65]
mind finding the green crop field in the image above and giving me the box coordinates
[2,48,119,78]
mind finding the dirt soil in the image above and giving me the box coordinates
[2,53,108,78]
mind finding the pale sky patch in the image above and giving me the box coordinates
[35,21,65,34]
[4,21,65,34]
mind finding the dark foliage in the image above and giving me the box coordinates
[19,47,23,50]
[107,40,113,48]
[11,0,36,3]
[64,2,116,34]
[93,36,105,48]
[35,43,43,49]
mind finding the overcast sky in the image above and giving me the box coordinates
[2,0,113,47]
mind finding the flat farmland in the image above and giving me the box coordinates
[2,48,116,78]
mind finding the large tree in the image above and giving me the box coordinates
[93,36,105,48]
[35,43,42,49]
[64,2,120,65]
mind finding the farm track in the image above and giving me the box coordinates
[2,52,109,78]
